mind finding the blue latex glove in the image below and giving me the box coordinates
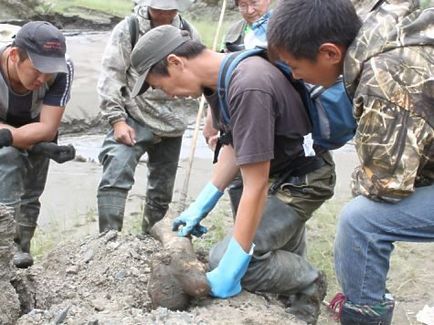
[206,237,254,298]
[172,182,223,237]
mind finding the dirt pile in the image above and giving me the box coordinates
[0,204,21,325]
[12,231,304,324]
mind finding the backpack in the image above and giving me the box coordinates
[217,48,357,150]
[127,14,193,49]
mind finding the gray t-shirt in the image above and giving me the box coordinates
[206,56,311,176]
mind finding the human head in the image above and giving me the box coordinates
[235,0,271,25]
[12,21,67,74]
[8,21,67,91]
[140,0,192,26]
[131,24,205,97]
[267,0,361,87]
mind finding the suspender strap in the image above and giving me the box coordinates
[213,131,233,164]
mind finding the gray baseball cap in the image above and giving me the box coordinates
[131,25,191,97]
[138,0,192,11]
[13,21,67,74]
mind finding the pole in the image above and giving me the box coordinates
[178,0,228,212]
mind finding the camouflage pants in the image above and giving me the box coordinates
[0,146,50,229]
[98,117,182,224]
[209,152,336,296]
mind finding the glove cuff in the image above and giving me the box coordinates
[206,237,255,298]
[0,129,13,147]
[193,182,224,213]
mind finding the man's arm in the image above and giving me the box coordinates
[7,105,64,149]
[97,20,133,127]
[205,156,270,298]
[352,98,432,202]
[172,145,240,237]
[210,145,240,190]
[233,160,270,252]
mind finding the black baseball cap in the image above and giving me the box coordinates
[13,21,67,74]
[130,25,191,97]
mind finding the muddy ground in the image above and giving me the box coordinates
[1,4,434,325]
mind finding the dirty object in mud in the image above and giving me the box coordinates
[149,209,210,310]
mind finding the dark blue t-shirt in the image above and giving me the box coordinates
[0,45,74,127]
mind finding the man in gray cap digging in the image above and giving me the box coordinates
[0,21,75,268]
[96,0,200,234]
[130,25,335,324]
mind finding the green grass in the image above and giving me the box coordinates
[44,0,133,17]
[421,0,432,9]
[188,18,235,49]
[306,200,345,300]
[43,0,237,49]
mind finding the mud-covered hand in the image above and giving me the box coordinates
[206,237,254,298]
[0,129,13,148]
[30,142,76,163]
[172,182,223,237]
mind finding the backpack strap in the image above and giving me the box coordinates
[179,15,193,35]
[217,48,265,124]
[127,14,140,49]
[370,0,387,12]
[213,48,266,163]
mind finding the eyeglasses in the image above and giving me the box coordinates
[238,0,262,12]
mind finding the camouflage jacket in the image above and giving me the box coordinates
[223,19,248,52]
[344,0,434,202]
[97,5,200,137]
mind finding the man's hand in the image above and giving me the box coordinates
[203,109,219,150]
[206,237,254,298]
[0,129,13,148]
[113,120,136,146]
[172,182,223,237]
[30,142,76,163]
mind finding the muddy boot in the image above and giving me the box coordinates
[97,189,128,232]
[286,271,327,325]
[142,205,165,234]
[330,293,395,325]
[13,223,36,268]
[227,177,243,219]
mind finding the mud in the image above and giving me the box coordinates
[13,231,303,325]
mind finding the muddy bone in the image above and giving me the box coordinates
[148,209,209,310]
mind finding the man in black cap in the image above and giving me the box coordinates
[0,21,75,268]
[96,0,200,234]
[130,25,335,324]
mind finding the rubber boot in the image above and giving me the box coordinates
[340,297,395,325]
[13,223,36,268]
[97,189,128,233]
[286,271,328,325]
[227,177,243,219]
[141,205,165,234]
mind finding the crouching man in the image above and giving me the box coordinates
[267,0,434,324]
[0,21,74,268]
